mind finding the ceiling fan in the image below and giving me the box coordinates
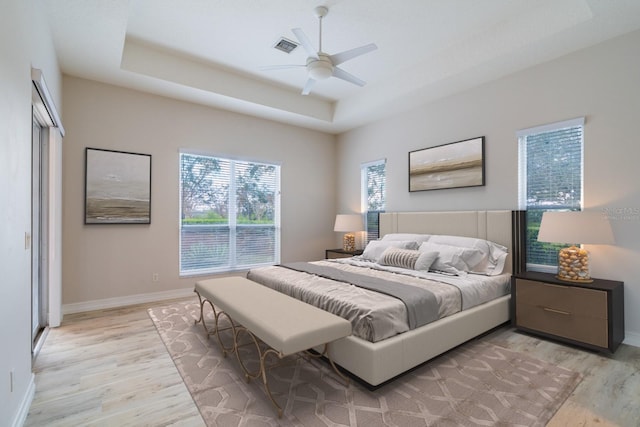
[264,5,378,95]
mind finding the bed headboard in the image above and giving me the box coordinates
[379,210,515,274]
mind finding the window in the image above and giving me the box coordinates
[517,118,584,270]
[179,152,280,275]
[361,159,386,243]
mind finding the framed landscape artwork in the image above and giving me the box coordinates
[85,148,152,224]
[409,136,485,192]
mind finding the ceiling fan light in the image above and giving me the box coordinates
[308,61,333,80]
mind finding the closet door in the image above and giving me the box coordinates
[31,112,49,356]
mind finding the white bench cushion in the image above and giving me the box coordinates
[196,277,352,356]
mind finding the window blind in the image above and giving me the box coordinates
[179,152,280,275]
[517,118,584,268]
[361,159,386,243]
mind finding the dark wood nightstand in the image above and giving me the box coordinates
[325,248,363,259]
[511,271,624,353]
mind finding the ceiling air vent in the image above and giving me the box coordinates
[273,37,298,54]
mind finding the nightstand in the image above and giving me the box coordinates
[511,271,624,353]
[325,248,363,259]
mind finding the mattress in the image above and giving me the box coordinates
[247,258,510,343]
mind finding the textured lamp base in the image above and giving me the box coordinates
[557,246,592,283]
[342,233,355,252]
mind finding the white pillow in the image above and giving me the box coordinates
[428,235,508,275]
[361,240,419,262]
[419,242,484,275]
[414,251,438,271]
[381,233,431,244]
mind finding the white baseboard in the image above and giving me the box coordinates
[623,330,640,348]
[12,374,35,427]
[62,287,196,315]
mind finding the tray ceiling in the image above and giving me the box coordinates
[43,0,640,133]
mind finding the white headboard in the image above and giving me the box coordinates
[380,210,514,274]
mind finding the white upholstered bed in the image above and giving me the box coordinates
[249,210,516,387]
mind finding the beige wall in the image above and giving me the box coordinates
[337,29,640,345]
[61,77,337,306]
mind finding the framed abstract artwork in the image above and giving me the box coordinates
[409,136,485,192]
[84,148,152,224]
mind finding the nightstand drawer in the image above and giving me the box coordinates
[325,249,362,259]
[326,251,352,259]
[516,303,608,348]
[516,279,607,319]
[512,272,624,353]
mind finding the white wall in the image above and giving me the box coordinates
[337,29,640,346]
[0,0,62,424]
[61,76,337,307]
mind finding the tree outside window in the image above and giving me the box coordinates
[361,159,386,243]
[180,153,280,274]
[518,119,583,269]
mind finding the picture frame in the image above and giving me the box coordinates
[85,147,152,224]
[408,136,485,192]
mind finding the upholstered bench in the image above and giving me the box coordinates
[194,276,352,417]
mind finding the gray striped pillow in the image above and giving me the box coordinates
[379,247,421,269]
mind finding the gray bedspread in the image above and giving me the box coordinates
[247,260,465,342]
[281,262,439,329]
[248,259,510,342]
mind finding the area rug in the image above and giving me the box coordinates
[148,300,581,427]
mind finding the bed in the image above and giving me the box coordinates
[247,210,519,387]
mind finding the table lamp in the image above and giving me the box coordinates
[334,214,364,252]
[537,211,615,283]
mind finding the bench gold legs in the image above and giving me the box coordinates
[235,330,349,418]
[194,290,236,357]
[306,343,351,386]
[194,289,349,418]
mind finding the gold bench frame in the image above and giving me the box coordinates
[194,289,350,418]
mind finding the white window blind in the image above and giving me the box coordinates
[179,152,280,275]
[361,159,386,243]
[517,118,584,269]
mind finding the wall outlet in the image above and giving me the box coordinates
[152,273,159,282]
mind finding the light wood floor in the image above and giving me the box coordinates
[25,298,205,427]
[25,297,640,426]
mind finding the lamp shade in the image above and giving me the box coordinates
[334,214,364,252]
[334,214,364,232]
[537,211,615,245]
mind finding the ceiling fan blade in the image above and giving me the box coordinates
[259,64,305,71]
[332,67,366,87]
[301,78,316,95]
[292,28,318,59]
[329,43,377,65]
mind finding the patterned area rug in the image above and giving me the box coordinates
[148,300,581,426]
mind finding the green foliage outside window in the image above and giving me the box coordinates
[520,122,583,267]
[362,160,386,242]
[179,153,279,273]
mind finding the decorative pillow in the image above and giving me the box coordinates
[361,240,419,262]
[379,247,421,270]
[414,251,438,271]
[428,235,509,275]
[419,242,484,275]
[381,233,431,244]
